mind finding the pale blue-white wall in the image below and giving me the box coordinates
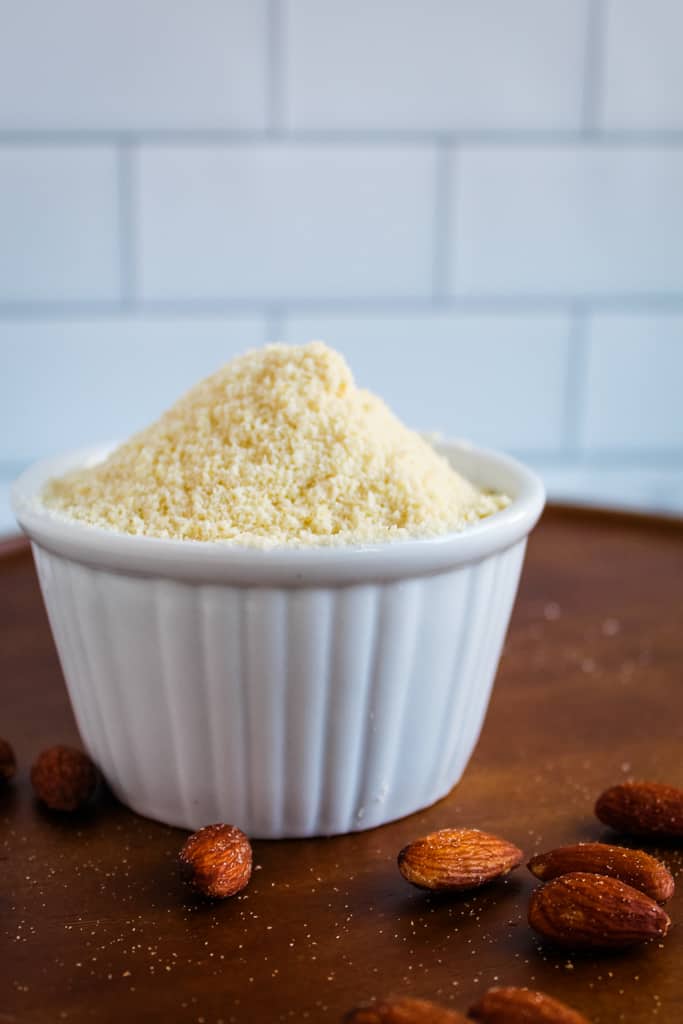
[2,0,683,533]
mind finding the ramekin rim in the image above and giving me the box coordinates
[12,440,545,584]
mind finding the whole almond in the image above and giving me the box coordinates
[0,738,16,783]
[30,745,98,811]
[344,996,467,1023]
[595,781,683,837]
[179,823,252,899]
[469,986,590,1023]
[528,842,674,902]
[398,828,523,892]
[528,872,671,949]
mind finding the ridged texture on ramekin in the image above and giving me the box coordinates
[32,541,525,837]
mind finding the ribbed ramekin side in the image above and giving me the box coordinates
[314,585,381,834]
[32,547,149,798]
[333,543,525,832]
[33,548,208,828]
[196,584,249,829]
[32,546,113,771]
[30,539,528,838]
[441,541,527,787]
[278,586,334,836]
[380,563,480,821]
[427,541,526,799]
[342,577,425,832]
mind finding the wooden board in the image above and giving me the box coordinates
[1,506,682,1023]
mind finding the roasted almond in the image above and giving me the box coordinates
[595,781,683,837]
[179,823,252,899]
[528,871,671,949]
[469,985,590,1023]
[344,996,467,1023]
[528,842,674,902]
[398,828,523,892]
[30,744,98,811]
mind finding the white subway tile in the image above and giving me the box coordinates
[535,462,683,514]
[0,146,120,302]
[582,314,683,450]
[452,146,683,296]
[282,312,571,451]
[136,145,436,301]
[0,0,267,131]
[602,0,683,131]
[284,0,587,132]
[0,316,267,461]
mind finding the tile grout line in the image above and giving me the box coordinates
[511,451,683,472]
[266,305,285,341]
[3,297,683,319]
[267,0,284,135]
[117,143,136,306]
[3,130,683,147]
[582,0,607,135]
[432,143,452,299]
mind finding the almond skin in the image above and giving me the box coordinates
[398,828,523,892]
[30,745,98,811]
[595,781,683,837]
[528,871,671,949]
[179,823,252,899]
[344,996,467,1023]
[528,842,674,903]
[0,738,16,784]
[469,986,590,1023]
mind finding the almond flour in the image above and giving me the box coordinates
[43,342,508,547]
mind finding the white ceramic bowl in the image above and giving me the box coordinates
[13,440,544,838]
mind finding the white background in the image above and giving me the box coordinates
[2,0,682,532]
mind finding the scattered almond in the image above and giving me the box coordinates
[398,828,523,892]
[528,871,671,949]
[469,985,590,1023]
[0,738,16,783]
[30,744,98,811]
[595,781,683,837]
[343,996,467,1023]
[179,823,252,899]
[528,842,674,902]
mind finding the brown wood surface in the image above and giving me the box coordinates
[1,507,682,1024]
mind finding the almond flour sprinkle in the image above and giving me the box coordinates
[42,342,508,547]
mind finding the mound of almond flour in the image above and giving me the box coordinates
[42,342,508,547]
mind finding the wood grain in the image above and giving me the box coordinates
[1,507,682,1023]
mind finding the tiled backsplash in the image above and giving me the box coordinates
[1,0,682,532]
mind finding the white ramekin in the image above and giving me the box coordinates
[12,440,544,838]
